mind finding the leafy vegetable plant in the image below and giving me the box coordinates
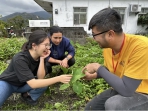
[59,67,85,95]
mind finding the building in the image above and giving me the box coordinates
[34,0,148,34]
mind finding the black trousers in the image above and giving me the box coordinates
[85,88,148,110]
[46,56,75,73]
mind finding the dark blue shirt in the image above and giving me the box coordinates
[46,36,75,61]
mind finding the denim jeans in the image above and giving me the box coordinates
[85,88,148,110]
[0,80,48,107]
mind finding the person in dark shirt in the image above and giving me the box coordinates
[46,26,75,74]
[0,30,72,107]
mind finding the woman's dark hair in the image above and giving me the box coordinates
[49,26,63,36]
[21,30,48,51]
[88,8,123,33]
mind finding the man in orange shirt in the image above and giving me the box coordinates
[83,8,148,110]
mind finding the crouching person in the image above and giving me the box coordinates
[0,30,72,107]
[83,8,148,110]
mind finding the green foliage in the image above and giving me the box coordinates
[0,37,26,74]
[70,68,85,84]
[61,66,69,74]
[72,81,83,94]
[7,16,27,29]
[59,83,70,90]
[0,20,8,37]
[0,38,26,61]
[73,39,104,68]
[43,101,69,110]
[0,61,8,74]
[60,67,85,95]
[138,13,148,30]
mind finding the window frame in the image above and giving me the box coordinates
[73,7,87,25]
[140,8,148,14]
[112,7,126,24]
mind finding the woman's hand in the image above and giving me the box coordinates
[40,50,51,60]
[58,75,72,83]
[61,58,69,68]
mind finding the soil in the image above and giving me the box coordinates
[1,68,86,110]
[1,83,85,110]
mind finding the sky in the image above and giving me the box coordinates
[0,0,44,17]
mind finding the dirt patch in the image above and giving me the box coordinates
[1,83,85,110]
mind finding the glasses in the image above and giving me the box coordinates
[92,30,109,39]
[40,43,52,49]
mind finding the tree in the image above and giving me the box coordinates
[137,13,148,30]
[7,16,27,30]
[0,20,8,37]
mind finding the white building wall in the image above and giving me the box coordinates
[43,0,148,34]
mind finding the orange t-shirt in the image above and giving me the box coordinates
[103,34,148,94]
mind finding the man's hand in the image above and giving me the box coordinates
[83,72,97,80]
[82,63,101,74]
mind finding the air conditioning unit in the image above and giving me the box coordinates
[130,4,141,12]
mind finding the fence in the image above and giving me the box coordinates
[24,27,87,44]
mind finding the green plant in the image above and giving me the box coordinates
[0,38,26,61]
[138,13,148,30]
[59,67,85,95]
[0,20,8,37]
[0,61,8,74]
[7,16,27,30]
[0,37,26,75]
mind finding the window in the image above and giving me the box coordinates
[113,8,126,24]
[141,8,148,14]
[73,7,87,25]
